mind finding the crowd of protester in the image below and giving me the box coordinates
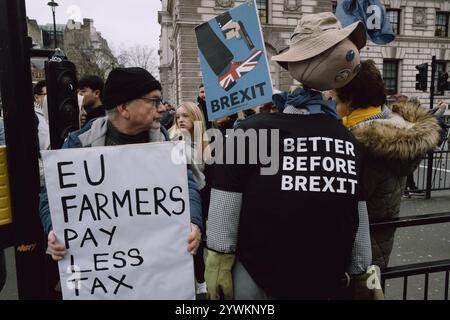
[1,9,448,300]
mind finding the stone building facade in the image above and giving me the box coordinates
[63,19,118,79]
[159,0,450,107]
[27,18,43,48]
[27,18,117,81]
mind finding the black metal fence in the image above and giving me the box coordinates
[371,212,450,300]
[410,150,450,195]
[408,117,450,196]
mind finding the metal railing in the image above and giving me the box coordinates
[411,150,450,195]
[371,212,450,300]
[381,260,450,300]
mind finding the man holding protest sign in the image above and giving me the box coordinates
[39,67,203,264]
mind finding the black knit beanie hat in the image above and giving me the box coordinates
[102,67,162,110]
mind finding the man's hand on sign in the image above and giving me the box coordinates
[216,116,231,126]
[48,230,66,261]
[188,223,202,256]
[437,100,448,110]
[223,21,241,40]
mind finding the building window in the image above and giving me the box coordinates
[387,9,401,35]
[436,12,449,37]
[42,29,64,49]
[256,0,268,24]
[383,60,399,95]
[435,61,447,95]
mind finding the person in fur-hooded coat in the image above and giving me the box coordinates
[334,60,441,268]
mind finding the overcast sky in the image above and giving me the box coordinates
[25,0,162,51]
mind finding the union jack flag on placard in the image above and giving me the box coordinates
[218,50,263,91]
[195,0,273,121]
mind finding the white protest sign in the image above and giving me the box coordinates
[42,142,195,300]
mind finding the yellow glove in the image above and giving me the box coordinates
[205,250,235,300]
[351,266,385,300]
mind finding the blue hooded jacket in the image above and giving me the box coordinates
[336,0,395,45]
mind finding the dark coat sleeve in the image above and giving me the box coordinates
[38,136,75,235]
[39,185,52,235]
[187,168,203,232]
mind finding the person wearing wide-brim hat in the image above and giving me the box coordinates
[273,11,366,91]
[205,12,383,300]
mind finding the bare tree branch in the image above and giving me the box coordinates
[66,44,118,79]
[116,44,160,78]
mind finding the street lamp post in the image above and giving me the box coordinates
[47,0,58,48]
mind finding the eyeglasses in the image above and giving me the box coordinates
[138,97,163,106]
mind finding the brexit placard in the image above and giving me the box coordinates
[195,0,273,121]
[42,142,195,300]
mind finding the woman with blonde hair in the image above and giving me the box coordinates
[170,101,211,298]
[169,102,211,187]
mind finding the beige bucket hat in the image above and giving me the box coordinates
[272,12,367,70]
